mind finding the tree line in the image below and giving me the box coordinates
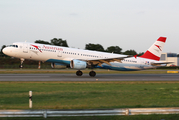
[0,38,144,57]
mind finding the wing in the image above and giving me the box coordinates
[151,61,173,66]
[82,55,131,67]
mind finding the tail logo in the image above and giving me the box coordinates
[155,44,162,51]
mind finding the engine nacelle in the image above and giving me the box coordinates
[51,63,66,69]
[70,59,87,69]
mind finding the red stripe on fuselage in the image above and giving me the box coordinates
[140,50,160,61]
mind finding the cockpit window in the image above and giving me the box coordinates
[7,45,18,48]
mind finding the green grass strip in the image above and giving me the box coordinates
[0,81,179,109]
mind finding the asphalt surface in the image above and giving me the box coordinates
[0,73,179,81]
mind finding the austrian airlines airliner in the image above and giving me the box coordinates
[3,37,168,77]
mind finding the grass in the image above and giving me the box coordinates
[0,81,179,109]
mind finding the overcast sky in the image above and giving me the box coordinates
[1,0,179,53]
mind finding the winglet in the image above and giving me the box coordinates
[140,37,167,61]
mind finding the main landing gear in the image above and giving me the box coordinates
[76,70,96,77]
[89,71,96,77]
[76,70,83,76]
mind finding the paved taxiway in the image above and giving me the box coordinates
[0,74,179,81]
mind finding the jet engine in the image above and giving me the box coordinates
[70,59,87,69]
[51,63,66,69]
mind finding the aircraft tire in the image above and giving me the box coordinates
[89,71,96,77]
[19,65,23,68]
[76,70,83,76]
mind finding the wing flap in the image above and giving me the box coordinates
[86,55,131,66]
[151,61,173,66]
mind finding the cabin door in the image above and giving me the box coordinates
[57,50,62,57]
[23,43,28,53]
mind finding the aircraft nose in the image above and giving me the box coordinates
[2,47,8,55]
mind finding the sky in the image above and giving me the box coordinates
[1,0,179,53]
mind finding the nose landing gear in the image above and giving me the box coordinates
[19,58,25,68]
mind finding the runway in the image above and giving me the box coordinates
[0,73,179,81]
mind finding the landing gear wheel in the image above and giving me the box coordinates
[76,70,83,76]
[89,71,96,77]
[19,65,23,68]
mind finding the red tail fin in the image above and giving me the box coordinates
[140,37,167,61]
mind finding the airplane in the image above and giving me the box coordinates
[2,37,169,77]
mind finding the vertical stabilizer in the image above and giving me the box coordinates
[140,37,167,61]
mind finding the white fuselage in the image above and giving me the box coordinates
[2,42,158,71]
